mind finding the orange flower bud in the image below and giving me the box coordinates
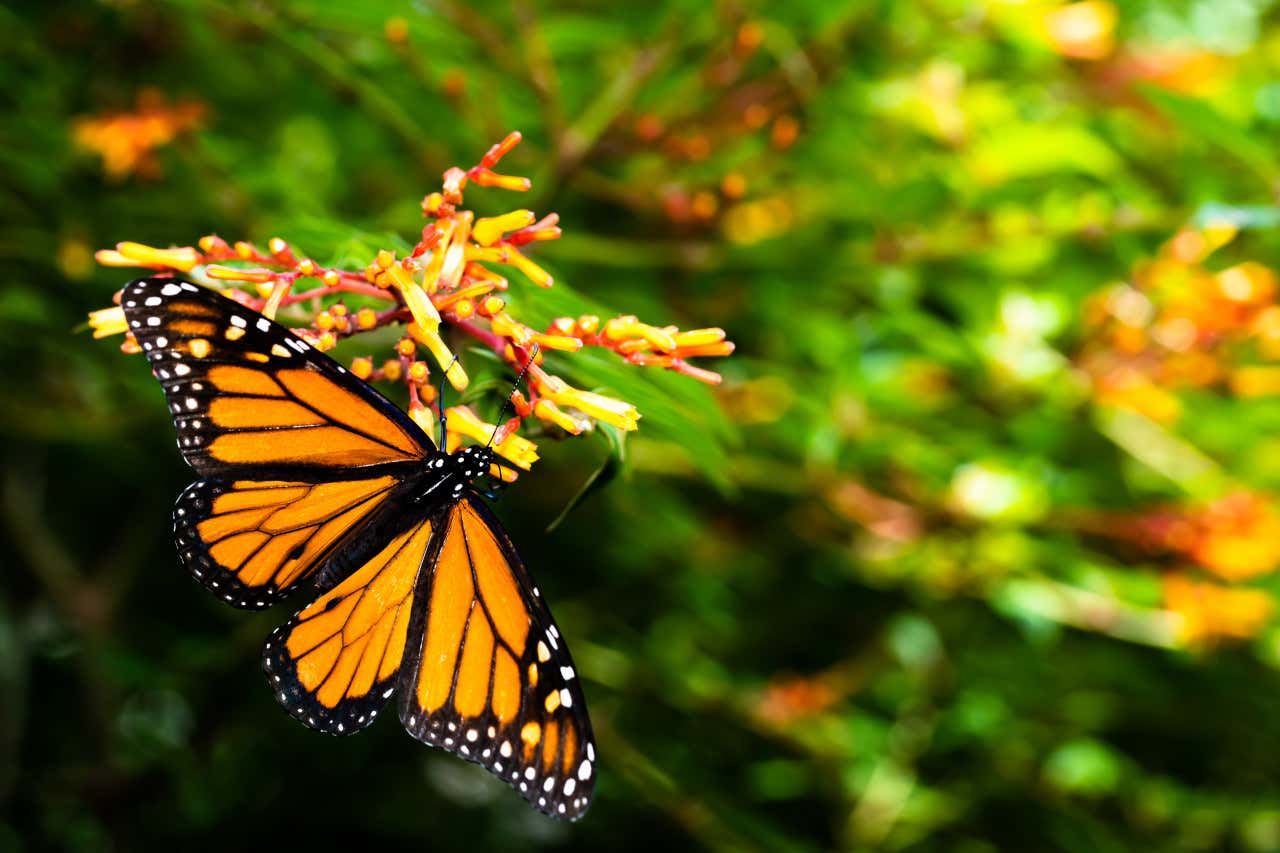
[234,241,254,259]
[383,359,403,381]
[356,307,378,329]
[351,357,374,379]
[322,270,341,287]
[408,361,429,383]
[315,311,335,331]
[480,131,522,168]
[315,331,337,351]
[396,338,417,358]
[297,258,317,276]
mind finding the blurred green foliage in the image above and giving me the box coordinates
[6,1,1280,850]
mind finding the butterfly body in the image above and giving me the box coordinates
[119,276,596,820]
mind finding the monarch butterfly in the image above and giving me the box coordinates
[118,275,596,820]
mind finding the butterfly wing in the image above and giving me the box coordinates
[263,516,435,733]
[121,276,439,605]
[174,476,406,609]
[119,276,433,479]
[397,496,597,820]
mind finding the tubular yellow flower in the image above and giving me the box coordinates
[390,266,442,333]
[261,278,290,320]
[672,328,728,348]
[505,247,553,288]
[106,242,201,272]
[603,315,678,352]
[473,210,536,247]
[439,214,472,291]
[206,265,275,283]
[533,399,588,434]
[489,312,533,346]
[408,322,468,390]
[537,374,640,431]
[88,306,128,338]
[442,406,539,470]
[529,332,584,352]
[410,404,438,440]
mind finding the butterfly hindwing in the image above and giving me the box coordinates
[120,276,433,478]
[174,476,403,609]
[397,496,597,820]
[263,517,435,734]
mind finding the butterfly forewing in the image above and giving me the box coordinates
[119,277,433,478]
[397,497,597,820]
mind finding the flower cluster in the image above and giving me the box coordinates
[89,133,734,478]
[1077,222,1279,424]
[72,88,205,180]
[1073,225,1280,644]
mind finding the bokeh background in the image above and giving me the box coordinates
[6,1,1280,850]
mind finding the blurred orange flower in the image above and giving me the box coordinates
[1163,576,1273,644]
[72,88,205,180]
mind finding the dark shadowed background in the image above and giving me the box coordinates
[6,1,1280,850]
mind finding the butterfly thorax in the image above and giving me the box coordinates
[408,445,495,507]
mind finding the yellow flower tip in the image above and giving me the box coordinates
[407,322,469,390]
[331,304,348,317]
[410,404,438,438]
[115,241,200,272]
[351,356,374,380]
[94,249,134,267]
[395,337,416,358]
[673,327,727,348]
[506,247,553,287]
[479,296,507,317]
[577,315,600,336]
[322,269,341,287]
[408,361,429,383]
[549,317,575,336]
[88,305,128,338]
[530,333,583,353]
[539,375,640,431]
[396,275,441,334]
[376,249,396,270]
[422,192,447,216]
[533,399,586,435]
[255,282,275,299]
[443,405,494,446]
[206,265,276,284]
[314,311,334,331]
[602,315,637,342]
[365,264,381,284]
[496,430,539,470]
[356,307,378,329]
[382,359,403,382]
[198,234,227,255]
[268,237,289,256]
[490,312,532,346]
[472,170,531,192]
[297,258,317,276]
[234,240,254,260]
[315,331,338,351]
[473,210,537,247]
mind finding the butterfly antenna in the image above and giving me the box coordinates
[438,354,460,449]
[487,343,540,452]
